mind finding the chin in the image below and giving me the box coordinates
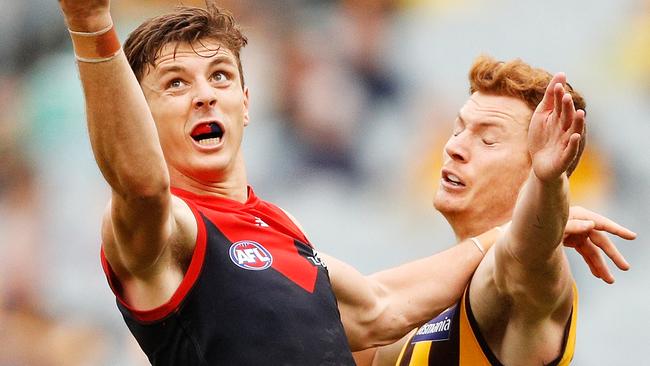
[433,195,464,216]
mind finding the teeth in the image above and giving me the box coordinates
[447,174,461,184]
[198,137,221,146]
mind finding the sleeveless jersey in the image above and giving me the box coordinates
[100,186,355,365]
[396,284,578,366]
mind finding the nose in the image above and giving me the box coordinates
[444,133,469,163]
[193,80,217,110]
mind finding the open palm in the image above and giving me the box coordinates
[528,73,585,182]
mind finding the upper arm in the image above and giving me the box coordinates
[104,189,173,274]
[277,208,400,350]
[491,232,573,314]
[468,235,575,364]
[102,192,197,308]
[320,253,396,351]
[470,234,574,320]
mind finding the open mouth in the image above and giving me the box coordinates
[442,171,465,187]
[191,122,224,146]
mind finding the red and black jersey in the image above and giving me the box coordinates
[101,186,355,365]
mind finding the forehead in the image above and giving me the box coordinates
[143,39,238,77]
[459,92,532,129]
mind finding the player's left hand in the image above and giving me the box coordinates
[562,206,637,284]
[528,73,586,182]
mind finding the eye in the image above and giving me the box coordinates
[211,71,228,82]
[482,139,496,146]
[167,78,185,89]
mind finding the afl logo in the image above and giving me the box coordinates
[229,241,273,271]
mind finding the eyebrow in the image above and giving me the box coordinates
[457,114,506,131]
[156,56,236,76]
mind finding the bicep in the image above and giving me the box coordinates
[495,234,573,311]
[320,253,388,350]
[470,235,574,327]
[103,192,195,277]
[322,253,381,311]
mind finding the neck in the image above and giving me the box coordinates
[444,210,511,241]
[169,154,249,203]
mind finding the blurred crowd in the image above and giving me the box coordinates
[0,0,648,364]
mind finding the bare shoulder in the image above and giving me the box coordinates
[468,240,576,364]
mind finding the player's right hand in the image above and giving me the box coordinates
[58,0,111,32]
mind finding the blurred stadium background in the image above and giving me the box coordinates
[0,0,648,364]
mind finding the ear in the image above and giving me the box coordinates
[243,86,250,127]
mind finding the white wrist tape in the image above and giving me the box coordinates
[470,237,485,255]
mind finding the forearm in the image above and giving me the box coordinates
[333,228,499,349]
[493,171,573,312]
[370,230,497,325]
[508,171,569,266]
[66,12,169,197]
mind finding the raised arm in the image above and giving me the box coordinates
[59,1,192,305]
[323,227,500,351]
[468,73,585,364]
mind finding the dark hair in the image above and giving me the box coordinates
[123,1,248,87]
[469,55,587,176]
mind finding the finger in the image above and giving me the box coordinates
[593,219,637,241]
[561,93,576,131]
[576,239,615,284]
[537,72,566,113]
[570,206,637,240]
[553,83,565,120]
[561,133,581,168]
[573,243,603,281]
[588,230,631,271]
[565,219,595,236]
[571,109,586,136]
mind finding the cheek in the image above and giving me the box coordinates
[222,91,247,114]
[493,162,530,198]
[151,97,189,135]
[477,153,529,189]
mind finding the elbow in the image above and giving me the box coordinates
[126,178,170,200]
[367,312,413,348]
[354,301,416,349]
[113,167,171,200]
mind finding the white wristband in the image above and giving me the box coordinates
[68,21,121,63]
[470,237,485,255]
[68,22,114,37]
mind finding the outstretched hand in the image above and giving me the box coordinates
[58,0,111,31]
[528,73,585,182]
[563,206,637,284]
